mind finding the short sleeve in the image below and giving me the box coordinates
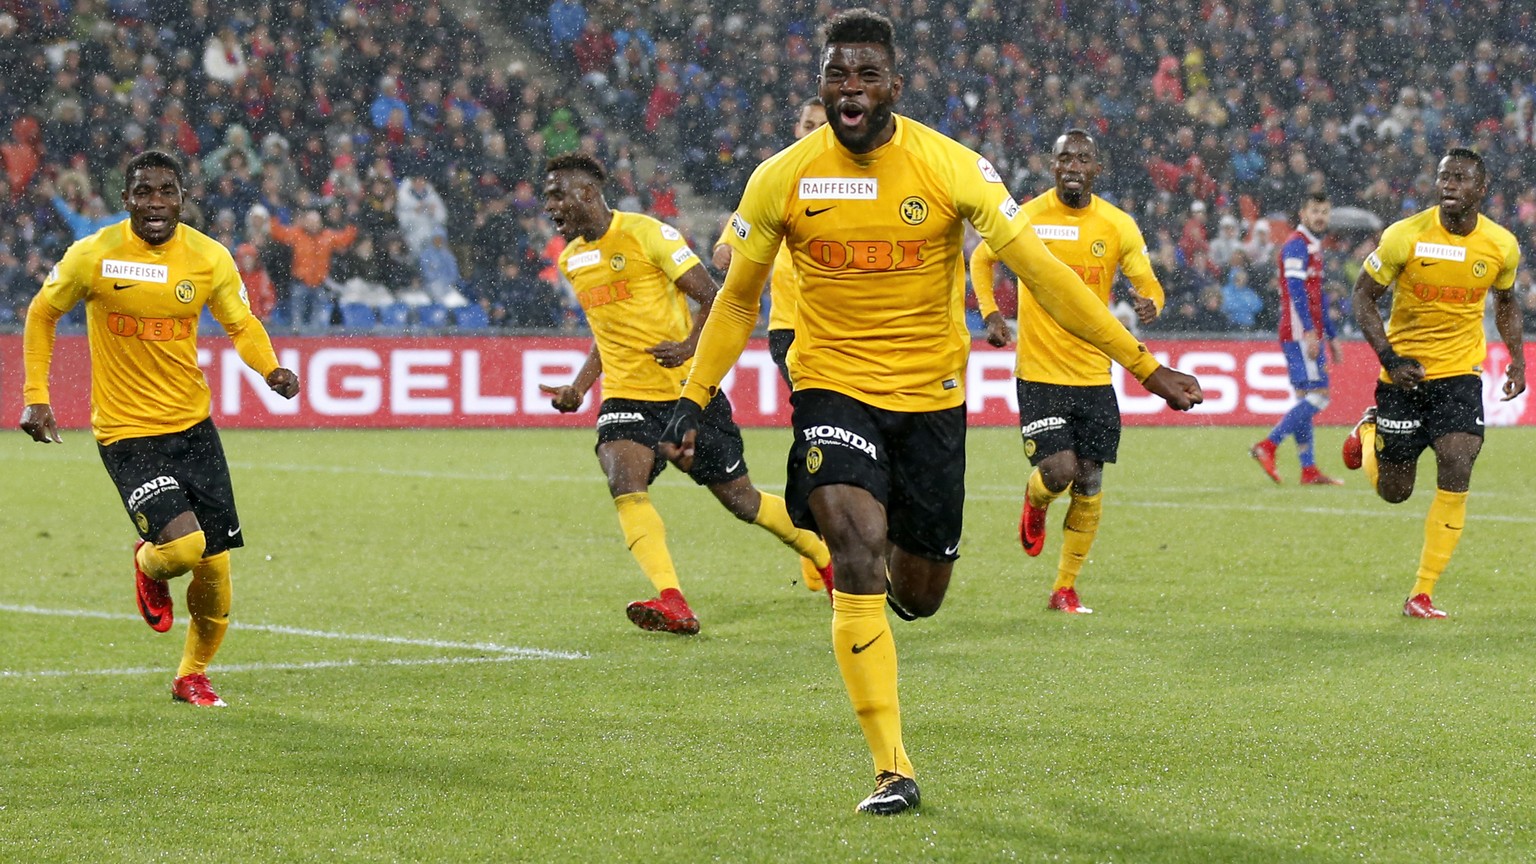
[641,218,702,281]
[1494,234,1520,291]
[1363,222,1411,286]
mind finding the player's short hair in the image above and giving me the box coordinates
[801,96,824,111]
[1305,191,1329,206]
[824,8,896,66]
[1055,128,1097,152]
[1443,147,1486,179]
[124,150,185,188]
[545,153,606,185]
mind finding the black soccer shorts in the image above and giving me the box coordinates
[98,417,244,554]
[1373,375,1484,464]
[1016,380,1122,465]
[595,393,749,486]
[785,388,966,562]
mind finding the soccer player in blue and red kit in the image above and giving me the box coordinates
[1251,192,1344,485]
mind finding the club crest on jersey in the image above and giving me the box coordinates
[174,280,196,303]
[1091,240,1107,258]
[609,253,626,271]
[806,446,823,474]
[1023,439,1037,458]
[900,196,928,226]
[1472,260,1488,278]
[134,512,149,533]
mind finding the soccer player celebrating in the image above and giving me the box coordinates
[970,129,1164,615]
[1250,192,1344,486]
[17,150,300,707]
[1341,148,1525,619]
[659,10,1201,815]
[538,154,832,635]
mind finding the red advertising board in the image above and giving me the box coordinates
[3,335,1532,429]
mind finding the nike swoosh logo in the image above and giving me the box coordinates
[804,206,835,217]
[112,282,136,290]
[227,526,241,537]
[725,459,742,473]
[137,595,162,627]
[1421,261,1439,267]
[943,543,959,556]
[1476,418,1485,426]
[852,632,884,654]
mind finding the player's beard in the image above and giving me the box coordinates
[831,102,895,154]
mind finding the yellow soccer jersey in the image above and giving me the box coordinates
[560,210,702,401]
[723,116,1029,410]
[714,226,801,332]
[1364,207,1520,382]
[973,191,1163,386]
[31,221,264,444]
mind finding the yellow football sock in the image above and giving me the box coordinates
[178,551,231,677]
[831,590,913,778]
[136,530,207,581]
[1412,489,1467,598]
[754,492,832,568]
[1360,421,1379,490]
[1027,468,1067,508]
[614,492,680,594]
[1054,492,1103,592]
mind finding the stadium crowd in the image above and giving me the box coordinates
[0,0,1534,334]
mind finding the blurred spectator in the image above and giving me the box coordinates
[233,241,276,321]
[416,230,468,309]
[395,174,447,253]
[1221,258,1264,330]
[269,208,358,331]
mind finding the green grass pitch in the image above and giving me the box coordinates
[2,425,1534,862]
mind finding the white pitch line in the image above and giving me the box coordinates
[0,655,530,679]
[0,603,588,660]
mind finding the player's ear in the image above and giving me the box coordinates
[890,72,903,101]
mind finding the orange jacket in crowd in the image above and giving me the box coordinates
[268,220,358,287]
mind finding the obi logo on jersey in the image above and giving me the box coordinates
[805,239,926,272]
[107,313,195,342]
[1408,283,1487,305]
[575,280,632,310]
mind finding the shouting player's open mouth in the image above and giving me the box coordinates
[837,100,868,133]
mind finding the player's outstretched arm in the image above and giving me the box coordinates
[969,241,1014,347]
[223,314,299,398]
[539,342,602,413]
[1351,270,1423,390]
[1492,288,1526,401]
[19,294,67,442]
[995,229,1201,410]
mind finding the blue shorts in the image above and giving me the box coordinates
[1282,341,1329,390]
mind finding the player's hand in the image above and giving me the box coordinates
[1132,294,1159,324]
[266,367,300,399]
[983,312,1014,348]
[1141,366,1203,411]
[657,398,703,472]
[1502,363,1526,402]
[538,383,584,413]
[18,403,62,443]
[647,340,694,368]
[1329,339,1343,364]
[711,243,733,273]
[1387,359,1426,391]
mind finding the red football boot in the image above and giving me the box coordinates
[1019,497,1048,557]
[1342,407,1377,471]
[1249,439,1282,484]
[1047,587,1093,614]
[626,588,701,635]
[171,673,227,707]
[1403,593,1447,619]
[134,540,173,633]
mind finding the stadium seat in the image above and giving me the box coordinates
[454,303,490,329]
[378,302,411,329]
[340,302,376,329]
[417,304,449,328]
